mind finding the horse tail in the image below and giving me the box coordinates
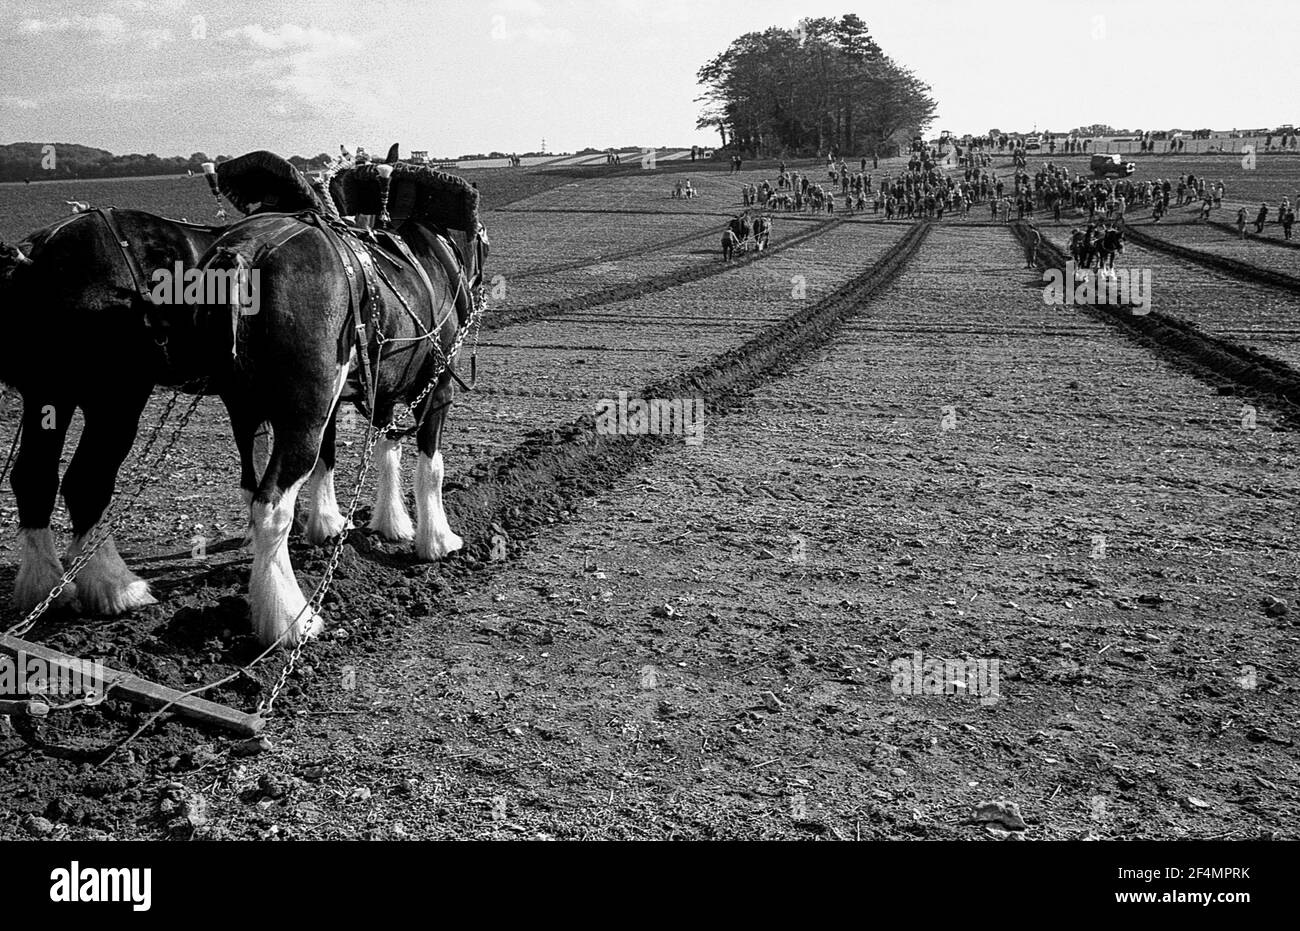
[202,245,257,362]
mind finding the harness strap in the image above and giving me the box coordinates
[249,215,311,261]
[428,233,474,328]
[94,209,155,306]
[30,211,84,245]
[308,216,381,415]
[375,231,452,333]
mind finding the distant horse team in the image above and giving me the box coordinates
[721,211,771,261]
[1068,224,1126,272]
[0,147,488,647]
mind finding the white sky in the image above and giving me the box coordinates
[1,0,1297,157]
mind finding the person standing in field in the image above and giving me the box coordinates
[1255,202,1269,234]
[1236,207,1248,238]
[1024,223,1041,268]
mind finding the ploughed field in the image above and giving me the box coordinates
[0,162,1297,840]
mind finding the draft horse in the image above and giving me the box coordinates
[0,210,231,617]
[204,159,488,646]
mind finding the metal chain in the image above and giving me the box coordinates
[259,287,488,716]
[6,384,208,638]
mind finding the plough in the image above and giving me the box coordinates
[0,632,263,737]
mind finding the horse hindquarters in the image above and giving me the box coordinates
[246,360,348,648]
[234,236,351,648]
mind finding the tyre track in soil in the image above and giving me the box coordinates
[1017,222,1300,415]
[0,223,928,839]
[197,224,1299,840]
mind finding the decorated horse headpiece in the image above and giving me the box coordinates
[213,151,330,217]
[329,163,479,235]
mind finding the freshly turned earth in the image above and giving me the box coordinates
[0,154,1296,839]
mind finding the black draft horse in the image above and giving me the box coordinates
[202,161,488,647]
[0,211,228,617]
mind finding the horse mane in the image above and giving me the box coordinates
[330,163,480,232]
[216,150,326,215]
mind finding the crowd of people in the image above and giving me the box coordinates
[723,141,1299,241]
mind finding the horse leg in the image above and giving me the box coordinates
[368,428,414,542]
[302,405,350,544]
[61,381,157,614]
[413,376,462,561]
[10,395,77,612]
[246,367,346,647]
[221,392,266,546]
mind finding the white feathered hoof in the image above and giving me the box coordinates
[12,528,78,613]
[302,461,352,545]
[67,532,158,615]
[414,451,463,561]
[416,528,463,562]
[368,438,415,542]
[247,481,324,647]
[305,508,352,546]
[249,575,325,648]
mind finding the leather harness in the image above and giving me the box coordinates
[66,206,474,412]
[307,215,477,417]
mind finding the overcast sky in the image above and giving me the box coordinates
[1,0,1297,157]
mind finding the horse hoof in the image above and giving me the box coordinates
[299,613,325,642]
[369,512,415,543]
[416,531,463,562]
[305,512,353,546]
[272,611,324,648]
[11,578,79,615]
[77,577,157,616]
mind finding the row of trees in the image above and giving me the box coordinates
[0,143,218,182]
[696,14,937,159]
[0,143,347,183]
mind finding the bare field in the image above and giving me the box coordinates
[0,166,1297,841]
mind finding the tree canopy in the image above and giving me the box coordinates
[696,14,937,158]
